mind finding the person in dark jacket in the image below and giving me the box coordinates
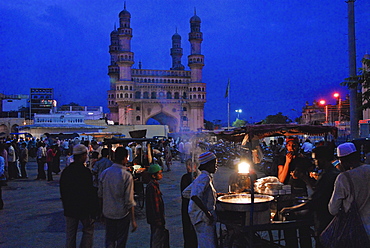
[146,163,168,248]
[281,145,340,248]
[60,144,99,248]
[180,159,198,248]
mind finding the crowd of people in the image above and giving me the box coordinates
[1,134,370,247]
[272,137,370,248]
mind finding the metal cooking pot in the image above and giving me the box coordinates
[217,193,274,212]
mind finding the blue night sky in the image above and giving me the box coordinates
[1,0,369,124]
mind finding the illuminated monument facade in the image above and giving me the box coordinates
[107,5,205,132]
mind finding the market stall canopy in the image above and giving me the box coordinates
[80,132,123,139]
[129,129,147,138]
[10,132,33,137]
[103,137,155,145]
[213,124,338,145]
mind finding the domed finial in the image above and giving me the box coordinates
[175,26,178,33]
[124,1,126,10]
[194,7,196,15]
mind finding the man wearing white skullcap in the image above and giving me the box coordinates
[329,142,370,241]
[188,151,218,248]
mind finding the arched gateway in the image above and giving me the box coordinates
[146,112,178,133]
[107,5,205,132]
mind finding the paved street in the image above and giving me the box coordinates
[0,158,235,248]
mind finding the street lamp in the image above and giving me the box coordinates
[333,93,341,122]
[319,100,328,123]
[235,109,242,119]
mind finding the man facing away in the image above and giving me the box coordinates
[92,148,113,188]
[19,142,28,178]
[329,142,370,241]
[60,144,99,248]
[181,159,198,248]
[36,142,47,180]
[98,147,137,248]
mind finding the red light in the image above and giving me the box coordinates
[319,100,326,105]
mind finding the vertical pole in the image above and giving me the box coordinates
[339,98,342,122]
[325,105,328,123]
[29,99,32,120]
[227,79,230,130]
[347,0,359,139]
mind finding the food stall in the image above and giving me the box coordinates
[212,124,338,247]
[103,137,157,208]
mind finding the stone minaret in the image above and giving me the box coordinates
[188,9,204,83]
[187,9,205,131]
[117,3,134,81]
[170,28,185,70]
[107,3,135,123]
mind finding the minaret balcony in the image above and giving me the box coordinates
[189,33,203,40]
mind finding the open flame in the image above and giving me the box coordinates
[238,162,250,174]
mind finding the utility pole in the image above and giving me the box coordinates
[347,0,359,139]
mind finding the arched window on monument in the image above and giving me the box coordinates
[143,92,149,99]
[167,92,172,99]
[174,92,180,99]
[136,116,141,121]
[183,92,187,99]
[151,92,157,99]
[135,91,141,99]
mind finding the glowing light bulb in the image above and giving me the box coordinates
[238,162,250,174]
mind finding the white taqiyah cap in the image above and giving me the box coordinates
[337,142,357,157]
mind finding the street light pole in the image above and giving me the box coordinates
[319,100,328,123]
[334,93,342,122]
[347,0,359,139]
[235,109,242,119]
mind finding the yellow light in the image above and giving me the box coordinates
[238,162,250,174]
[333,93,339,98]
[319,100,326,105]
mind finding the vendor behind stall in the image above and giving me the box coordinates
[281,145,340,247]
[277,136,313,195]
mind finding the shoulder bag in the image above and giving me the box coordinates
[319,172,370,248]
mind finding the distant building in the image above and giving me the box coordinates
[0,94,29,118]
[19,114,106,138]
[301,98,350,125]
[362,53,370,120]
[30,88,55,118]
[57,105,104,120]
[107,5,205,132]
